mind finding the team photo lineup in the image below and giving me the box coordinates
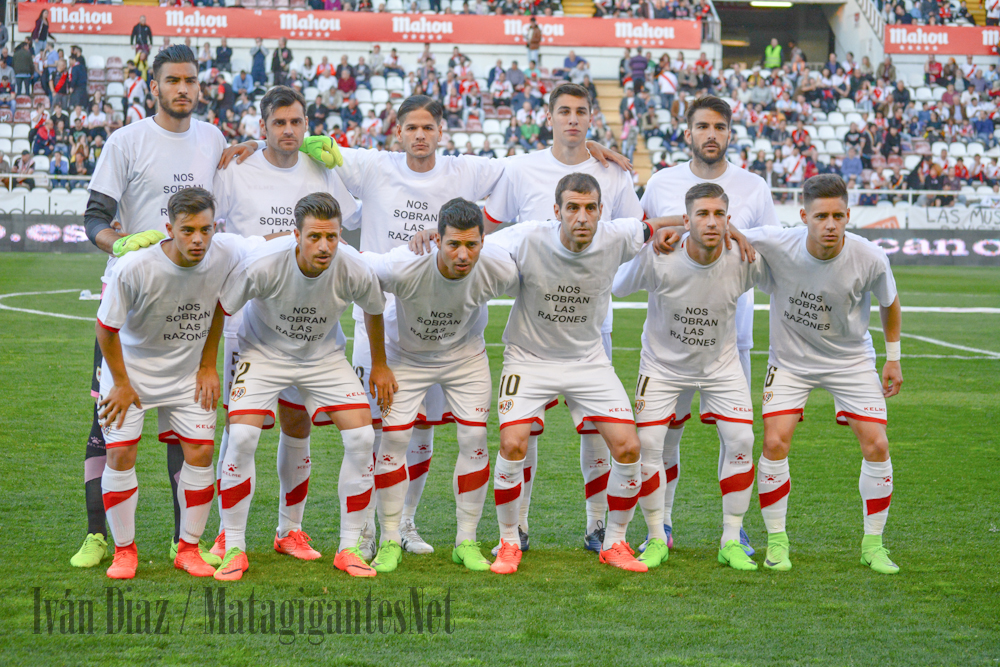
[72,43,905,583]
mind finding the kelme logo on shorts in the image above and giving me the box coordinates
[498,399,513,415]
[231,387,246,402]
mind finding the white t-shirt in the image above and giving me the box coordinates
[364,244,519,366]
[613,241,767,379]
[124,76,148,106]
[126,104,145,125]
[743,226,897,375]
[239,113,262,140]
[487,218,648,364]
[483,147,644,334]
[640,160,779,350]
[782,154,805,183]
[334,148,506,321]
[219,235,385,363]
[96,233,259,402]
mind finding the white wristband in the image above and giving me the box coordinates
[885,340,901,362]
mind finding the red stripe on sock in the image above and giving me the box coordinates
[494,483,522,506]
[102,486,137,511]
[584,470,610,499]
[184,484,214,507]
[220,478,252,509]
[866,493,892,515]
[346,487,372,513]
[759,479,790,508]
[639,471,661,497]
[457,463,490,494]
[607,493,639,512]
[665,464,678,483]
[284,478,309,506]
[523,466,532,483]
[408,457,431,480]
[720,465,755,496]
[375,465,408,489]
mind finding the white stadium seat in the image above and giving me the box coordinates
[824,139,845,155]
[818,126,836,140]
[372,90,390,104]
[949,142,967,158]
[12,124,30,139]
[106,82,125,98]
[482,119,501,134]
[827,112,846,126]
[370,76,387,90]
[916,87,933,101]
[0,125,11,139]
[967,142,986,157]
[837,98,856,113]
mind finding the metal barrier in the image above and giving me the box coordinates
[768,186,989,207]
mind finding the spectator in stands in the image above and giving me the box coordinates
[974,110,995,148]
[487,59,505,89]
[750,78,773,110]
[876,56,895,83]
[49,150,69,190]
[619,85,647,119]
[31,10,50,56]
[526,17,542,67]
[924,55,943,87]
[356,57,372,91]
[0,75,14,116]
[131,16,153,58]
[569,60,590,86]
[216,37,233,74]
[33,119,55,156]
[214,73,236,117]
[0,22,7,54]
[69,150,91,190]
[233,69,252,97]
[14,150,34,189]
[316,68,337,96]
[86,102,108,140]
[307,95,330,134]
[582,75,599,110]
[341,96,363,128]
[337,69,357,96]
[272,38,293,86]
[383,48,405,78]
[250,38,268,87]
[841,147,863,180]
[763,38,782,69]
[68,56,88,109]
[506,60,526,99]
[479,138,497,158]
[13,40,34,96]
[198,43,214,74]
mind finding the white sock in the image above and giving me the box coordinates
[214,426,229,536]
[102,465,138,548]
[717,421,755,547]
[363,428,381,536]
[276,432,311,538]
[757,456,790,534]
[662,426,682,526]
[518,434,538,533]
[860,458,893,536]
[338,425,375,551]
[374,427,409,545]
[178,462,215,545]
[219,423,261,552]
[638,425,668,543]
[580,432,611,534]
[402,426,433,523]
[603,458,641,550]
[454,423,489,545]
[493,453,524,543]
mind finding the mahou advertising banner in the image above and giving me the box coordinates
[18,3,701,50]
[884,25,1000,55]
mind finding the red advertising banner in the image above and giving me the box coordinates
[18,2,701,50]
[884,25,1000,55]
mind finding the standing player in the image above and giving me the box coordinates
[613,183,765,570]
[360,198,519,573]
[215,193,390,581]
[210,85,359,563]
[485,173,675,574]
[96,188,256,579]
[636,95,779,556]
[479,82,646,554]
[76,45,227,569]
[743,175,902,574]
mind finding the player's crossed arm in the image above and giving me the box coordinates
[879,295,903,398]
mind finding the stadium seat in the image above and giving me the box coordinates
[813,110,828,123]
[837,98,856,113]
[275,0,290,7]
[496,107,512,119]
[931,141,949,155]
[24,189,51,214]
[671,151,689,162]
[13,110,30,123]
[470,133,486,149]
[372,90,390,104]
[452,132,470,146]
[370,76,387,90]
[733,125,748,140]
[498,120,510,133]
[932,87,947,101]
[304,87,319,102]
[482,119,501,134]
[0,110,10,123]
[15,95,31,109]
[827,112,846,126]
[835,125,850,140]
[753,138,770,153]
[871,155,887,170]
[888,154,904,168]
[655,109,671,124]
[811,139,825,153]
[487,133,504,146]
[106,68,124,83]
[912,140,931,155]
[825,139,845,155]
[967,142,986,157]
[876,199,894,208]
[0,125,10,140]
[977,185,994,194]
[89,55,106,70]
[386,76,403,91]
[844,112,863,126]
[882,168,895,179]
[33,155,50,173]
[89,69,107,83]
[106,82,125,98]
[291,0,307,7]
[106,56,124,69]
[903,154,922,170]
[0,138,10,154]
[909,72,924,87]
[50,189,83,215]
[818,126,836,140]
[915,87,933,101]
[12,139,29,154]
[949,142,967,158]
[12,124,29,140]
[646,136,663,151]
[355,88,373,103]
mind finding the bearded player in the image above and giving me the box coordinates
[76,45,228,569]
[636,95,779,557]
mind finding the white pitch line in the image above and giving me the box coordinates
[871,327,1000,359]
[0,289,96,321]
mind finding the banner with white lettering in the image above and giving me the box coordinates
[907,205,1000,230]
[18,3,701,49]
[0,215,98,252]
[854,229,1000,265]
[884,25,1000,56]
[773,204,907,229]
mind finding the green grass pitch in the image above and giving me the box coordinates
[1,253,998,666]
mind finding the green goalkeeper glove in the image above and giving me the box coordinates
[112,230,166,257]
[300,135,344,169]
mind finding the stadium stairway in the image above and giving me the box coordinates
[970,0,986,25]
[561,0,596,16]
[596,78,653,186]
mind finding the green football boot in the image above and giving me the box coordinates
[718,539,758,571]
[861,535,899,575]
[452,540,492,572]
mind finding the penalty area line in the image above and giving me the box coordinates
[0,289,96,322]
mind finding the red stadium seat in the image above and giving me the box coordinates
[496,106,513,119]
[105,56,123,69]
[871,155,887,170]
[105,68,124,83]
[0,109,12,123]
[32,96,49,110]
[912,140,931,155]
[89,68,107,82]
[87,82,107,96]
[15,95,32,109]
[13,109,31,123]
[888,154,904,168]
[31,82,43,95]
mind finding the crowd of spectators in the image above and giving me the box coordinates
[882,0,979,27]
[149,0,564,16]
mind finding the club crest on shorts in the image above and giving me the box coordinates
[231,386,246,402]
[498,399,513,415]
[762,391,773,405]
[634,399,645,413]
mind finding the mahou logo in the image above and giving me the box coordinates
[391,16,453,40]
[165,10,229,30]
[888,27,949,46]
[50,6,114,28]
[615,21,676,40]
[280,13,342,33]
[503,19,565,38]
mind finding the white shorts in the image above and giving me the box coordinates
[665,349,753,428]
[352,321,448,429]
[634,363,754,429]
[222,335,305,413]
[498,360,634,434]
[227,350,369,429]
[761,364,887,426]
[383,353,492,432]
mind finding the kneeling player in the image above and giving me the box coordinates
[614,183,766,570]
[486,173,678,574]
[361,198,520,573]
[216,193,391,580]
[96,189,259,579]
[743,175,903,574]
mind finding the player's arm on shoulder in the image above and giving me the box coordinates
[587,140,633,172]
[612,243,653,297]
[722,225,757,263]
[84,190,123,254]
[646,216,685,255]
[218,138,262,169]
[407,228,439,255]
[218,259,256,317]
[195,304,225,411]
